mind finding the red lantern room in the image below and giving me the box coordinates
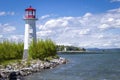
[25,6,36,19]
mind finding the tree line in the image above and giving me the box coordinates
[57,45,86,51]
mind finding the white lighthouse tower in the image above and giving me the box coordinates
[23,6,38,59]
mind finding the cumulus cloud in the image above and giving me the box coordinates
[37,8,120,48]
[1,8,120,48]
[0,23,17,42]
[0,23,16,34]
[0,11,15,16]
[3,26,16,32]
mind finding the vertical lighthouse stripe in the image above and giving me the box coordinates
[24,24,29,49]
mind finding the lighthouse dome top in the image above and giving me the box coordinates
[25,6,37,19]
[25,6,36,11]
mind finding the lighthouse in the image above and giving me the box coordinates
[23,6,38,59]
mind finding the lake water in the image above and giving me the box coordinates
[25,52,120,80]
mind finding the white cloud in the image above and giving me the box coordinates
[8,35,24,42]
[37,30,52,37]
[98,24,110,30]
[0,12,6,16]
[40,15,50,19]
[42,17,71,29]
[108,8,120,13]
[8,12,15,16]
[83,12,92,17]
[3,26,16,32]
[0,23,16,34]
[111,0,120,2]
[0,35,3,38]
[0,23,17,42]
[79,29,90,35]
[0,11,15,16]
[37,8,120,48]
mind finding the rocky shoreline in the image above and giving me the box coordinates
[0,57,67,79]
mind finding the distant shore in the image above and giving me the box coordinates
[57,51,104,54]
[57,51,86,53]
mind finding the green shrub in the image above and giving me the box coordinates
[29,39,57,60]
[0,39,57,62]
[0,41,23,61]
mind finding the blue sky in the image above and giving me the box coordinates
[0,0,120,48]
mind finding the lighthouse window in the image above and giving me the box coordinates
[29,29,33,33]
[25,11,28,16]
[29,11,33,15]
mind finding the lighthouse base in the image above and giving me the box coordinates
[23,49,28,59]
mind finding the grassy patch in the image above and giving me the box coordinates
[0,59,22,66]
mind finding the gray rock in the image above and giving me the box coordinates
[0,57,68,79]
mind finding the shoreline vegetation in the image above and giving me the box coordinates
[57,46,120,54]
[56,45,86,52]
[0,40,68,79]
